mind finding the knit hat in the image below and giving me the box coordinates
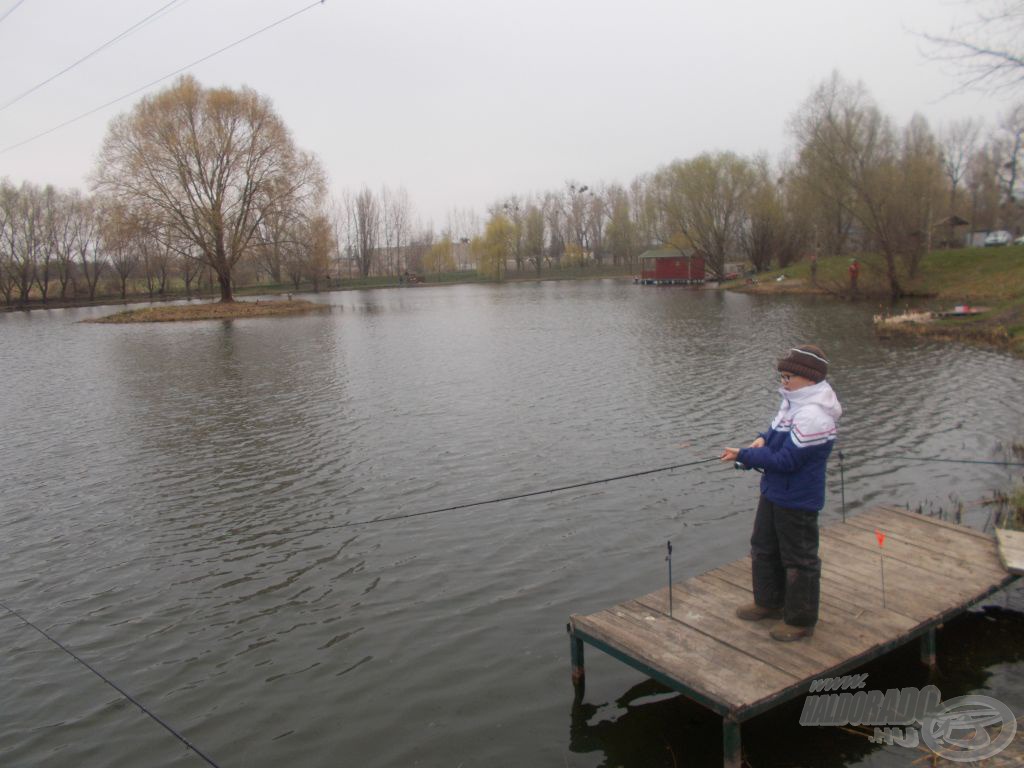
[777,345,829,383]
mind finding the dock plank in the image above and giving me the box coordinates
[573,601,797,712]
[636,581,846,676]
[817,538,986,612]
[826,522,1005,582]
[848,509,1001,563]
[692,569,917,658]
[712,553,934,624]
[874,504,997,542]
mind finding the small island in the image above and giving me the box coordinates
[84,299,329,324]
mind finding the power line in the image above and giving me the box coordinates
[0,0,327,156]
[0,600,222,768]
[0,0,185,113]
[0,0,28,25]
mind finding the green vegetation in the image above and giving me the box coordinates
[988,444,1024,531]
[85,299,328,323]
[728,245,1024,355]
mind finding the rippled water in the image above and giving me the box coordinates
[1,281,1022,767]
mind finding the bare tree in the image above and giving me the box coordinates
[348,187,380,278]
[94,75,325,302]
[71,194,103,301]
[174,240,203,298]
[742,158,793,272]
[0,180,17,306]
[137,222,174,298]
[965,140,1005,232]
[99,202,139,300]
[996,103,1024,229]
[382,186,412,276]
[920,0,1024,93]
[604,184,642,270]
[543,192,566,267]
[791,74,946,299]
[939,117,982,242]
[46,187,80,301]
[523,202,546,276]
[3,182,45,305]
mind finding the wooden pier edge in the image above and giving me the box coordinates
[567,507,1021,768]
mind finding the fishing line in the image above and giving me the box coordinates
[0,600,221,768]
[270,451,1022,535]
[845,454,1024,467]
[309,456,722,531]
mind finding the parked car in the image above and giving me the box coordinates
[1015,234,1024,245]
[984,230,1012,246]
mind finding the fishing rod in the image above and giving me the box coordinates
[0,600,221,768]
[268,449,1023,536]
[297,456,722,532]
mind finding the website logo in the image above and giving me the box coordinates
[800,676,1017,762]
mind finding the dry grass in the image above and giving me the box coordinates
[84,299,329,323]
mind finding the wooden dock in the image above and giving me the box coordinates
[568,506,1020,767]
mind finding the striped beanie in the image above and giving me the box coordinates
[777,345,829,383]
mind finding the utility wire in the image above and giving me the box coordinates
[0,0,27,25]
[0,0,184,113]
[0,600,221,768]
[0,0,326,155]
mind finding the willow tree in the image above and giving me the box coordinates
[649,152,756,279]
[94,75,324,302]
[790,74,946,300]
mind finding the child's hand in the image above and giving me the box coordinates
[749,437,765,449]
[720,447,739,462]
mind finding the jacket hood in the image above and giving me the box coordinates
[773,380,843,426]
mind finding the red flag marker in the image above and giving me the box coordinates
[875,529,887,608]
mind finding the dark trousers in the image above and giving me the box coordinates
[750,495,820,627]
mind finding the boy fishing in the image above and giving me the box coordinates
[720,345,842,641]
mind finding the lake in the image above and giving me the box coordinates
[1,280,1022,767]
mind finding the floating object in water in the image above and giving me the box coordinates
[937,304,989,317]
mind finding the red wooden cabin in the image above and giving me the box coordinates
[637,251,705,284]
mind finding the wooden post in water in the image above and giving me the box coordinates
[568,623,585,699]
[723,717,742,768]
[920,627,937,672]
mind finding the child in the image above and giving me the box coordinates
[720,345,842,641]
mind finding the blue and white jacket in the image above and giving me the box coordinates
[736,380,842,512]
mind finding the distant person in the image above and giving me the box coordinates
[848,258,859,292]
[720,345,842,642]
[809,253,818,287]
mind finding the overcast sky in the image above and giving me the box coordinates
[0,0,1015,229]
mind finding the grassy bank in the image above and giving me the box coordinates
[727,246,1024,355]
[6,264,637,313]
[84,299,328,323]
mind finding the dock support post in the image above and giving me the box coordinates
[568,623,585,699]
[920,627,937,671]
[723,716,742,768]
